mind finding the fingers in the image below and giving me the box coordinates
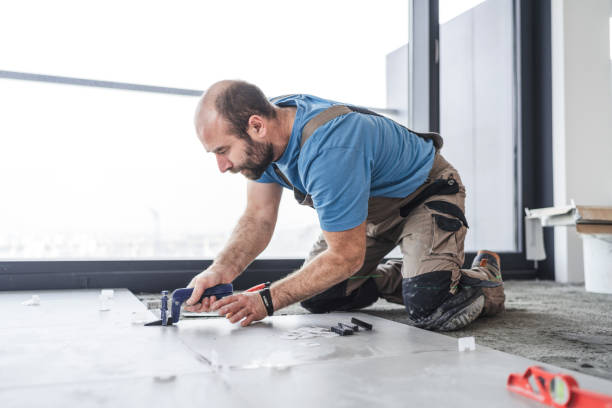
[183,279,197,310]
[201,295,216,312]
[228,308,249,324]
[184,303,201,312]
[185,264,234,307]
[216,293,263,326]
[216,296,241,316]
[186,272,220,306]
[185,291,262,327]
[184,295,216,313]
[186,282,206,306]
[212,295,237,311]
[241,314,255,327]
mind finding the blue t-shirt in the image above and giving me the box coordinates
[256,94,435,232]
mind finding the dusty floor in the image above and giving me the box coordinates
[138,280,612,381]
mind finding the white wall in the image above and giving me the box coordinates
[551,0,612,282]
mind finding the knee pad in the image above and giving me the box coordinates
[402,271,453,320]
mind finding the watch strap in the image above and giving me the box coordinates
[259,286,274,316]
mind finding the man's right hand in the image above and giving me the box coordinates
[184,265,235,313]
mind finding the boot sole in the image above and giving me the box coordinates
[410,287,484,330]
[438,295,484,331]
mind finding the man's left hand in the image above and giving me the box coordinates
[211,291,268,327]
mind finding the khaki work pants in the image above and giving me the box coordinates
[300,154,505,320]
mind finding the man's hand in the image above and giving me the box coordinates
[184,265,235,312]
[211,292,268,327]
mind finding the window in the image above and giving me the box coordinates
[439,0,518,251]
[1,1,410,260]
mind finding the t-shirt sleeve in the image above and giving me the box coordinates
[302,147,371,232]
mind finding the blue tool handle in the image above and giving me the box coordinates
[170,284,234,323]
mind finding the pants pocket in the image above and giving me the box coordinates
[429,214,463,257]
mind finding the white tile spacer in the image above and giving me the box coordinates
[22,295,40,306]
[100,289,114,298]
[99,289,114,311]
[458,336,476,352]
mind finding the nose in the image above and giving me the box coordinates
[216,154,233,173]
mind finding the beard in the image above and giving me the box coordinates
[232,137,274,180]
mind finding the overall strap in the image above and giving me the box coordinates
[269,99,443,208]
[271,105,352,192]
[272,163,294,189]
[299,104,443,150]
[301,105,352,147]
[271,94,443,150]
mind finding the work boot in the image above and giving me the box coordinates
[408,285,485,331]
[471,250,501,278]
[432,287,485,331]
[471,250,505,316]
[402,269,487,331]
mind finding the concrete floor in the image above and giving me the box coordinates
[140,280,612,381]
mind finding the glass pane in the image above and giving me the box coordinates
[439,0,517,251]
[0,79,321,259]
[0,2,411,260]
[439,0,487,24]
[0,0,408,109]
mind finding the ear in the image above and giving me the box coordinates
[247,115,266,140]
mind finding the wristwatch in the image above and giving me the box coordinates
[258,282,274,316]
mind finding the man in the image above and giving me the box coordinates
[185,80,505,331]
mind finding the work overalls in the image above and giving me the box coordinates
[270,97,505,326]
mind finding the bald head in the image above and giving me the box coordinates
[194,80,276,142]
[195,80,233,116]
[194,80,231,140]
